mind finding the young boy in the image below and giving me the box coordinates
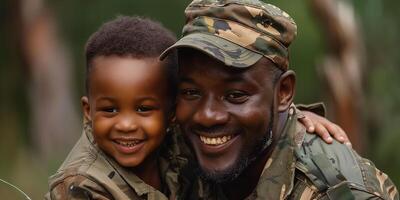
[45,16,185,200]
[45,16,349,200]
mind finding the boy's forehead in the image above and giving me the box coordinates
[89,56,167,91]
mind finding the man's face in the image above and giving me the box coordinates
[176,51,277,182]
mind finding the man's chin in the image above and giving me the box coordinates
[197,156,251,183]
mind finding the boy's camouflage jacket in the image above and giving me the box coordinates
[45,123,189,200]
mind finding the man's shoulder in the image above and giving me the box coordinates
[294,132,399,200]
[296,133,364,187]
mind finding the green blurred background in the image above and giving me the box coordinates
[1,0,399,199]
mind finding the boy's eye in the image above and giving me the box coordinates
[180,88,201,100]
[136,105,155,113]
[102,107,118,113]
[225,90,249,104]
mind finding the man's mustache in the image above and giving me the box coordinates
[187,124,241,135]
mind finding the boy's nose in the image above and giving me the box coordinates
[115,115,138,132]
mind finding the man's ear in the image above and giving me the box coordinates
[276,70,296,112]
[81,96,92,122]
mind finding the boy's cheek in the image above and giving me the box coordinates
[143,112,168,137]
[91,116,113,138]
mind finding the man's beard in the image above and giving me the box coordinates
[197,106,275,183]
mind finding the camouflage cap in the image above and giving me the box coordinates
[160,0,297,70]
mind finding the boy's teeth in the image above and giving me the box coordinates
[199,135,233,145]
[116,140,140,147]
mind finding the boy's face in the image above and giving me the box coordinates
[82,56,170,168]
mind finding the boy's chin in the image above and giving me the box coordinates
[114,156,141,168]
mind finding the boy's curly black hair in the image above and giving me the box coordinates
[84,16,177,98]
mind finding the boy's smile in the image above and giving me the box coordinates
[82,55,170,168]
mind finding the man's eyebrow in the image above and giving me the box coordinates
[179,77,195,83]
[224,76,245,83]
[180,75,247,83]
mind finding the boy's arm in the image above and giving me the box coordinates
[296,103,351,146]
[45,175,113,200]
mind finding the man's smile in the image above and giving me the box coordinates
[190,130,241,156]
[191,126,241,148]
[199,135,233,145]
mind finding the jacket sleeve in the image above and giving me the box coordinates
[354,153,399,200]
[296,133,398,200]
[45,174,113,200]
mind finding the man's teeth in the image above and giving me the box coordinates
[116,140,140,147]
[199,135,232,145]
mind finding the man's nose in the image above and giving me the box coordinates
[193,95,229,127]
[115,113,138,132]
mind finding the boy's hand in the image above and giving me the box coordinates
[298,111,352,147]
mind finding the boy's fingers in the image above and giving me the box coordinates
[299,116,315,132]
[327,124,348,143]
[336,125,352,147]
[315,124,333,143]
[324,123,343,142]
[345,142,352,147]
[299,110,352,146]
[324,124,352,147]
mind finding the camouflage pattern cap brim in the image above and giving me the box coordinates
[164,0,298,71]
[160,32,262,68]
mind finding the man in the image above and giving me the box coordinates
[161,0,399,199]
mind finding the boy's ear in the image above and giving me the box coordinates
[81,96,92,122]
[276,70,296,112]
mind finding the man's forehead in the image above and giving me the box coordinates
[178,51,245,74]
[179,55,273,87]
[178,49,274,74]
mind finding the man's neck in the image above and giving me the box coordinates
[220,143,274,200]
[220,111,289,200]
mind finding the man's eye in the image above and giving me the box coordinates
[225,91,249,103]
[180,88,201,100]
[136,105,154,113]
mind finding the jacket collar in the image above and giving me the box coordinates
[252,106,306,200]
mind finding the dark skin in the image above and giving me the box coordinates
[220,71,296,200]
[177,50,303,199]
[82,56,171,190]
[79,54,347,196]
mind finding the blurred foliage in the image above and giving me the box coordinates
[0,0,399,199]
[356,0,400,184]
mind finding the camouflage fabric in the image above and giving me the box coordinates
[194,105,399,200]
[44,122,189,200]
[160,0,297,70]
